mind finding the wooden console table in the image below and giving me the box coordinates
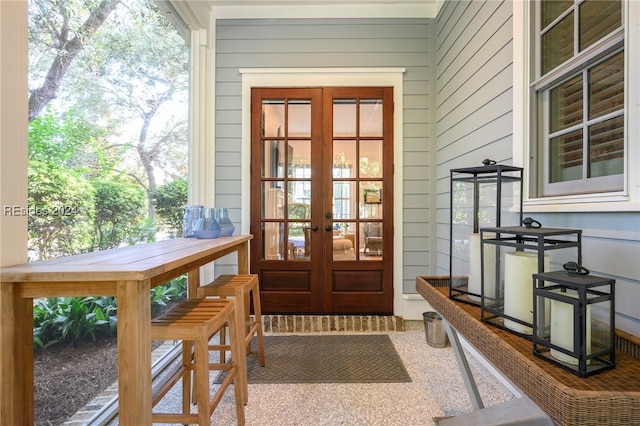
[416,276,640,426]
[1,235,252,425]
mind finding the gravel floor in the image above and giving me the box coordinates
[105,320,516,426]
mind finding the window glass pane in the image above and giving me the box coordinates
[359,140,383,178]
[542,12,574,74]
[262,100,284,137]
[288,100,311,137]
[333,140,356,178]
[550,75,583,133]
[579,0,621,51]
[541,0,572,28]
[589,52,624,120]
[333,99,356,137]
[359,99,383,137]
[550,130,583,183]
[589,116,624,178]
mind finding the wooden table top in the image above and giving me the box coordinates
[1,235,252,283]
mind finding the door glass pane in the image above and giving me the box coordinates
[589,52,624,120]
[333,181,356,220]
[333,229,356,261]
[360,182,383,220]
[333,99,356,137]
[359,99,383,137]
[262,222,284,260]
[542,11,573,74]
[288,140,311,177]
[579,0,621,51]
[262,100,285,137]
[333,140,356,178]
[550,75,583,133]
[361,222,383,259]
[263,140,286,179]
[262,182,284,219]
[288,222,309,260]
[359,140,383,178]
[288,100,311,137]
[589,116,624,178]
[550,129,583,183]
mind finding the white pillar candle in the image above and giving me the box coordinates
[468,233,495,302]
[504,251,549,334]
[550,290,592,365]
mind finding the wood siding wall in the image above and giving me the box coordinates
[434,0,639,337]
[215,18,435,293]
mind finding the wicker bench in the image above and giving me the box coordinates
[416,276,640,426]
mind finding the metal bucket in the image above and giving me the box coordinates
[423,311,448,348]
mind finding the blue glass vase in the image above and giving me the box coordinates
[182,205,204,238]
[194,208,221,239]
[213,208,235,236]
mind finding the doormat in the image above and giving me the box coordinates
[218,334,412,384]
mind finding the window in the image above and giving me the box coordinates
[532,0,624,198]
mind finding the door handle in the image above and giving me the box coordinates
[311,225,319,232]
[325,225,333,232]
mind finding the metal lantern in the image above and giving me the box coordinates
[533,266,615,377]
[479,222,582,337]
[449,160,523,306]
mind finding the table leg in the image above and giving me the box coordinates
[116,280,152,425]
[0,284,34,424]
[237,240,249,274]
[442,319,484,411]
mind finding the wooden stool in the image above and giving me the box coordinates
[150,298,245,425]
[197,274,266,371]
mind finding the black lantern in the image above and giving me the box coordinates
[449,160,523,306]
[533,266,615,377]
[479,223,582,336]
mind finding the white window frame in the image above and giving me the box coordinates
[513,0,640,212]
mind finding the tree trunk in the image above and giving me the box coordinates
[28,0,121,122]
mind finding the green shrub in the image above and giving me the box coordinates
[33,276,186,349]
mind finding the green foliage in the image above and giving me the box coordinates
[33,276,187,349]
[33,296,117,349]
[91,179,147,250]
[151,177,187,237]
[150,275,187,317]
[27,161,95,260]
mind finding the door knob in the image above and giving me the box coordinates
[325,212,332,219]
[325,225,333,232]
[311,225,318,232]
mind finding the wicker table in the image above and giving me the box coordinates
[416,276,640,426]
[1,236,252,426]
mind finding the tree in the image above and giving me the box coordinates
[61,0,189,223]
[91,179,146,250]
[28,161,95,260]
[28,0,122,122]
[152,177,188,237]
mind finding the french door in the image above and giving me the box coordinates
[250,87,393,314]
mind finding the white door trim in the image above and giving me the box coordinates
[239,68,408,316]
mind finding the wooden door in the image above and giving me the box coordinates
[250,87,393,314]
